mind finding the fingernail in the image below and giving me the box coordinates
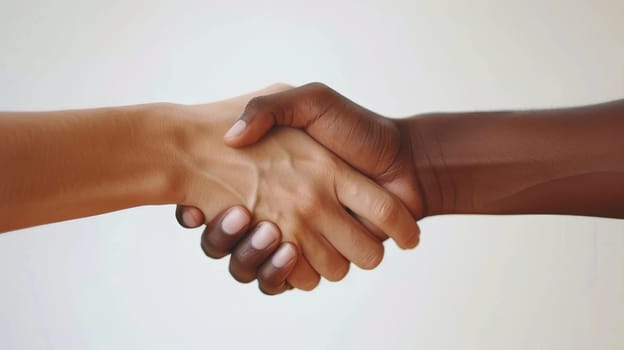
[221,207,248,235]
[250,223,277,250]
[182,209,199,227]
[224,119,247,139]
[272,244,296,268]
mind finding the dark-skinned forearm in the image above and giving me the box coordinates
[404,99,624,218]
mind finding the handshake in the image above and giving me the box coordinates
[168,83,624,295]
[173,82,425,295]
[3,82,621,295]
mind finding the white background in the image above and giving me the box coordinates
[1,0,623,349]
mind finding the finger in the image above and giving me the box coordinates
[345,207,389,240]
[286,253,321,291]
[228,222,281,283]
[295,227,350,282]
[319,204,385,270]
[351,212,389,241]
[200,206,251,259]
[336,169,420,250]
[176,205,205,228]
[257,243,298,295]
[223,82,336,147]
[223,83,397,178]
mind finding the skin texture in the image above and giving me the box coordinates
[179,82,624,295]
[0,84,420,293]
[177,89,419,290]
[0,104,178,230]
[409,104,624,217]
[177,83,426,293]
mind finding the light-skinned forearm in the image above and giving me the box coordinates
[407,99,624,218]
[0,104,189,232]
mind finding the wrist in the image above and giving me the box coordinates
[399,114,458,217]
[130,102,190,205]
[159,102,257,214]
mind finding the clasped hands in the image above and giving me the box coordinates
[172,83,424,295]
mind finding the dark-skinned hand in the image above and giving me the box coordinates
[177,83,423,294]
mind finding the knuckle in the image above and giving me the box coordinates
[307,82,342,106]
[325,261,350,282]
[313,247,349,282]
[319,153,340,172]
[304,82,332,96]
[404,231,420,249]
[268,82,293,92]
[302,277,321,291]
[244,96,269,115]
[359,243,385,270]
[374,194,400,226]
[292,274,321,291]
[296,185,324,216]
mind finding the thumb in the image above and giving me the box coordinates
[223,82,334,147]
[223,82,399,178]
